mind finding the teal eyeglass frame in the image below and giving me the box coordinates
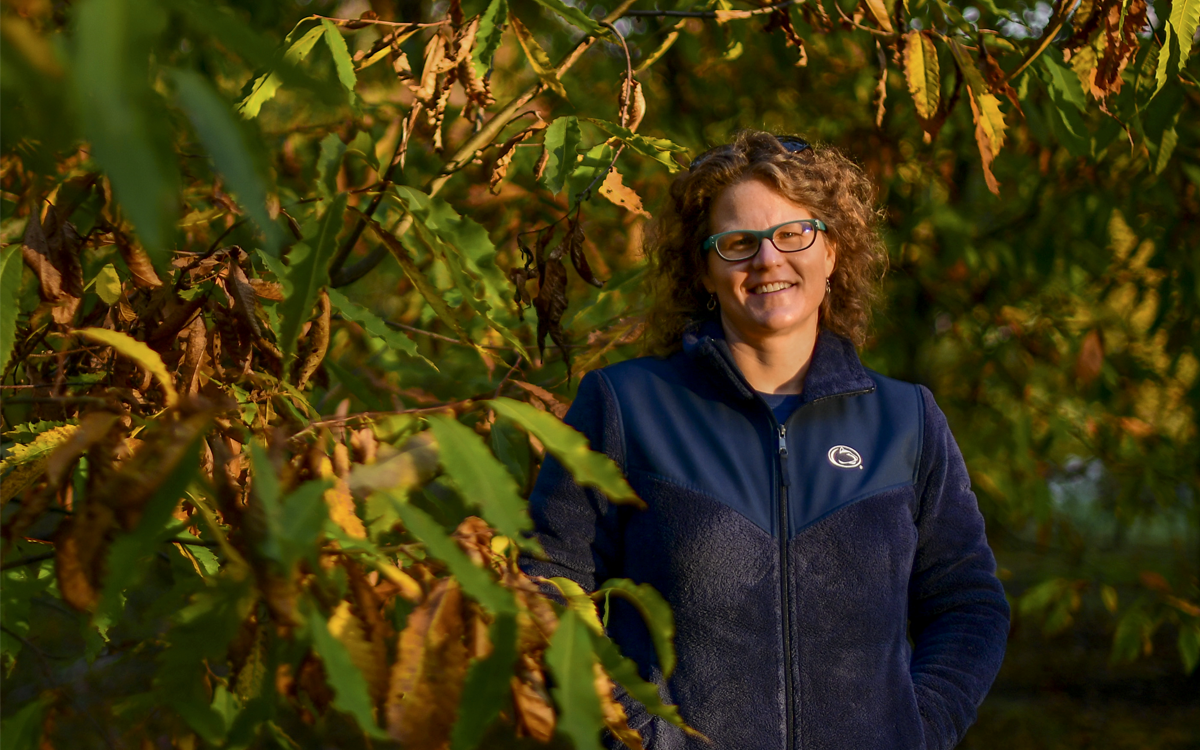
[703,218,828,261]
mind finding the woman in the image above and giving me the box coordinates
[523,131,1009,750]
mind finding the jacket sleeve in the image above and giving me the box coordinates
[909,386,1010,750]
[520,369,627,593]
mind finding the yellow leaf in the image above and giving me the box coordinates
[0,424,79,502]
[863,0,895,32]
[387,579,469,747]
[599,168,651,218]
[329,600,388,705]
[509,13,567,99]
[318,455,368,539]
[714,9,754,22]
[77,327,179,407]
[903,31,940,123]
[949,40,1006,195]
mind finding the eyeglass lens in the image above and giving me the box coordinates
[717,221,817,260]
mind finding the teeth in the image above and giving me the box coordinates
[752,282,794,294]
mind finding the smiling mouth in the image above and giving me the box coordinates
[750,281,796,294]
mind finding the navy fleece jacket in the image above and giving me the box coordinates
[522,324,1010,750]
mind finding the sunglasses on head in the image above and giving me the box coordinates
[688,134,812,171]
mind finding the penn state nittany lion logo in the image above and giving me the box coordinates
[827,445,863,470]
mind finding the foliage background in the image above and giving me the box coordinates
[1,0,1197,747]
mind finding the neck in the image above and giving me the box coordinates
[719,318,819,395]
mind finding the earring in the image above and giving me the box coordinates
[707,293,718,311]
[825,278,831,294]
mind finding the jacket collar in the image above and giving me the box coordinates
[681,319,876,405]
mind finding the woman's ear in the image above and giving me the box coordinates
[823,237,837,278]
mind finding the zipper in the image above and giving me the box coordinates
[777,422,795,750]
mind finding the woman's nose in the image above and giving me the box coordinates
[751,236,784,267]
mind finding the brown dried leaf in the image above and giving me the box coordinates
[764,7,808,66]
[511,381,570,419]
[386,578,470,747]
[490,124,544,194]
[534,255,569,366]
[532,145,550,182]
[566,214,602,289]
[21,209,72,315]
[618,75,647,132]
[1090,0,1148,100]
[55,527,100,611]
[512,671,556,741]
[113,228,162,289]
[247,278,284,301]
[599,168,651,218]
[179,315,208,396]
[225,257,263,339]
[296,290,331,389]
[1076,329,1104,385]
[596,663,645,750]
[45,412,121,490]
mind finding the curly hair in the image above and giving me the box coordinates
[642,130,888,354]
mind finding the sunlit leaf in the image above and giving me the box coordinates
[327,287,435,369]
[487,398,640,505]
[77,327,179,406]
[587,119,687,173]
[238,20,325,118]
[902,31,939,124]
[395,500,516,614]
[473,0,508,77]
[321,19,358,110]
[0,246,25,373]
[509,13,567,99]
[596,578,676,678]
[426,415,537,548]
[545,610,605,750]
[308,599,388,737]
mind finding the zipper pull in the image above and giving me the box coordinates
[778,424,790,486]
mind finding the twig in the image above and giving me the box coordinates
[382,320,515,351]
[623,0,800,19]
[832,2,898,37]
[3,396,109,405]
[1,552,54,571]
[312,15,448,29]
[292,398,480,438]
[494,355,524,398]
[1007,0,1081,81]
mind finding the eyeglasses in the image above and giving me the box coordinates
[688,134,812,171]
[704,219,828,261]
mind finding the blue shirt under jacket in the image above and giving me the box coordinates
[522,323,1010,750]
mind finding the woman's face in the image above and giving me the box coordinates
[702,178,836,348]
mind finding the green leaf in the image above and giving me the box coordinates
[568,143,614,207]
[1154,0,1200,97]
[487,398,640,505]
[92,263,122,304]
[77,327,179,406]
[250,442,330,572]
[473,0,509,77]
[545,610,605,750]
[306,600,387,737]
[545,577,603,633]
[586,119,687,173]
[509,13,568,99]
[277,192,347,361]
[426,415,536,548]
[321,19,358,111]
[326,287,435,369]
[394,499,516,614]
[588,629,697,735]
[450,612,518,750]
[316,133,348,201]
[238,20,325,118]
[596,578,676,678]
[360,212,477,349]
[73,0,179,269]
[171,68,282,255]
[0,246,25,373]
[1038,48,1086,112]
[0,696,49,750]
[530,0,606,35]
[345,130,379,171]
[1180,622,1200,674]
[541,116,583,195]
